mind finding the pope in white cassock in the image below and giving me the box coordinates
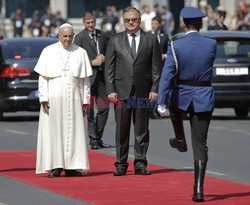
[35,23,93,177]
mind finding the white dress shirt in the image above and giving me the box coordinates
[127,29,141,54]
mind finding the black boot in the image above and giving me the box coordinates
[169,117,187,152]
[169,138,187,152]
[193,160,207,202]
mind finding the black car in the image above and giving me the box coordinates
[174,31,250,118]
[0,37,58,120]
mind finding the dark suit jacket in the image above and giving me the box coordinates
[105,30,163,99]
[159,32,169,54]
[148,31,169,56]
[74,29,108,85]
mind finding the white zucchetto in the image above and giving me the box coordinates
[59,23,73,30]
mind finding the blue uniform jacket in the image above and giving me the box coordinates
[158,32,217,112]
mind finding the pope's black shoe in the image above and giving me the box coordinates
[134,166,151,175]
[65,170,83,177]
[48,168,63,178]
[169,138,187,152]
[114,167,127,176]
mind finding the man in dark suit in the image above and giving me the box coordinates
[105,7,162,176]
[149,16,169,119]
[158,7,217,202]
[74,12,111,150]
[151,16,169,61]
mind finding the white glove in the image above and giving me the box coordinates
[157,104,168,117]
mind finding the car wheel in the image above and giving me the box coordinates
[234,108,249,118]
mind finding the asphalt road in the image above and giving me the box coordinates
[0,108,249,204]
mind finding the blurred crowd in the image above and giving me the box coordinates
[199,0,250,32]
[10,6,67,38]
[9,1,250,39]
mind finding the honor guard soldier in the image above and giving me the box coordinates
[157,7,217,202]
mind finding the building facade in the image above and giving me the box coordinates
[0,0,249,38]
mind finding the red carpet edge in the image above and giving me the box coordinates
[0,150,250,205]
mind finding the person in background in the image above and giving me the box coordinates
[149,16,169,119]
[161,6,175,37]
[48,25,58,38]
[235,1,250,31]
[110,5,120,18]
[51,11,67,35]
[206,5,216,29]
[35,23,92,178]
[199,0,210,31]
[243,4,250,30]
[105,6,162,176]
[141,4,155,32]
[48,11,67,38]
[101,7,119,37]
[29,10,42,37]
[10,8,25,37]
[74,12,111,150]
[41,6,56,36]
[153,4,162,18]
[158,7,217,202]
[54,11,67,28]
[151,17,169,63]
[208,9,228,30]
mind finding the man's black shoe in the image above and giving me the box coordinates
[134,166,151,175]
[48,168,63,178]
[114,167,127,176]
[169,138,188,152]
[90,141,102,150]
[98,139,111,148]
[65,170,83,177]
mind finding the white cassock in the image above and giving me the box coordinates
[34,41,92,174]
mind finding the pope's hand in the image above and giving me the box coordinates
[82,104,88,116]
[41,101,50,115]
[157,104,168,117]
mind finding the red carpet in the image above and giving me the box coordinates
[0,151,250,205]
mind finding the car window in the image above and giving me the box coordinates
[0,40,56,60]
[216,39,250,58]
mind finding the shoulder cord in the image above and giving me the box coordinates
[170,41,178,75]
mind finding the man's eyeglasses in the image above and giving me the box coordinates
[124,18,139,23]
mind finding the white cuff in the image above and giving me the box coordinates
[157,104,168,117]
